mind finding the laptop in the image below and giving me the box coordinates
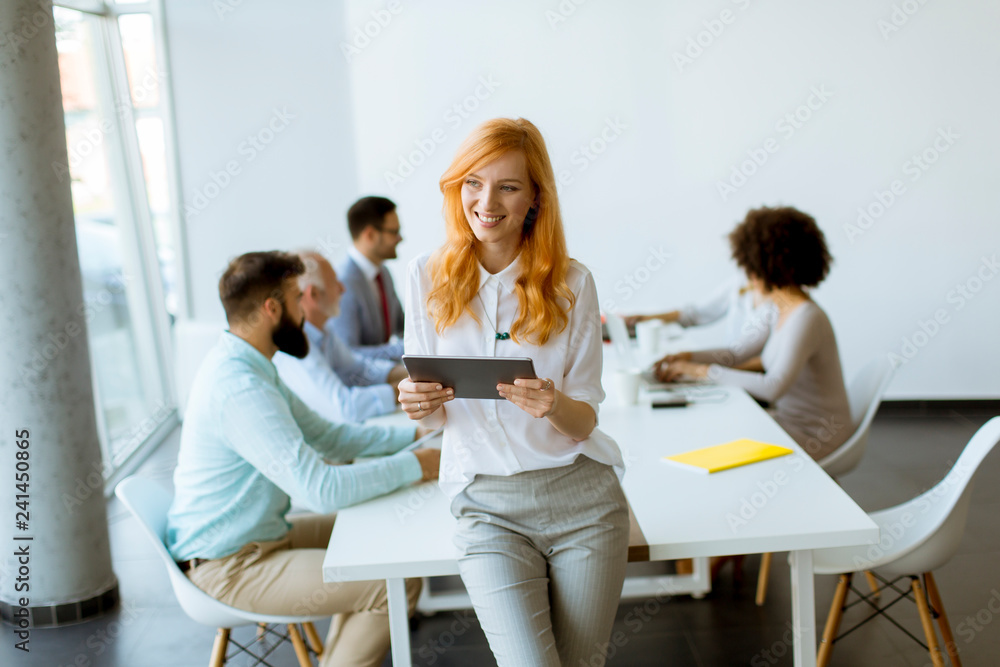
[607,313,710,390]
[604,313,637,370]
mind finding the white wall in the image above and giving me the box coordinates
[166,0,1000,398]
[164,0,358,322]
[345,0,1000,399]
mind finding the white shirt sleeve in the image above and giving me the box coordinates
[678,275,742,327]
[558,270,606,417]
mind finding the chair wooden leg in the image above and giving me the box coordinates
[209,628,230,667]
[925,572,962,667]
[912,576,947,667]
[288,623,313,667]
[756,553,773,606]
[256,622,267,641]
[864,570,881,600]
[817,573,852,667]
[303,621,324,657]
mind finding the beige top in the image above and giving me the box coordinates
[693,300,851,460]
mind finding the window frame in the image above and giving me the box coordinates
[55,0,186,491]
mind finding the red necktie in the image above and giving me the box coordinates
[374,272,391,343]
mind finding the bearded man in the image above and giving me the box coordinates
[166,250,438,667]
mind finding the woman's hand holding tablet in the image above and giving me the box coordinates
[396,377,454,420]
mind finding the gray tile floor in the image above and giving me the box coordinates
[4,406,997,666]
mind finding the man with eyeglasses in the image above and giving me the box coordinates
[330,196,406,361]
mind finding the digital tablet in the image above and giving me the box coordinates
[402,355,537,399]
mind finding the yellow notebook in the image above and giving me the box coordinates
[663,439,794,474]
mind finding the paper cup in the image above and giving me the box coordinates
[613,369,642,406]
[635,320,662,356]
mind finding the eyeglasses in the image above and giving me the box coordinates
[378,226,401,237]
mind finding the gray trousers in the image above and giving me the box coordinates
[451,455,630,667]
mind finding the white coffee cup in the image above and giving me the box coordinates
[635,320,662,357]
[613,369,642,406]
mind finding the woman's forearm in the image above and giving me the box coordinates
[546,392,597,441]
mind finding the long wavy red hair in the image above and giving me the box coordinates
[427,118,575,346]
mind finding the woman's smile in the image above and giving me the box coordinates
[474,211,506,227]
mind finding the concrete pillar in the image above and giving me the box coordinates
[0,0,118,628]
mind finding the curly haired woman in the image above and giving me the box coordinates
[656,206,851,461]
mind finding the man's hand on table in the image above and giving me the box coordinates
[413,448,440,481]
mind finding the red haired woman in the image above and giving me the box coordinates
[397,118,628,666]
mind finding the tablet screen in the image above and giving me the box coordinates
[402,355,537,399]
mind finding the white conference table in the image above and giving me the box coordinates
[323,360,879,667]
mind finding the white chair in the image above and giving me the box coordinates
[755,357,897,605]
[813,416,1000,667]
[115,477,326,667]
[173,320,226,418]
[818,357,897,477]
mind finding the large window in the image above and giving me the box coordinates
[54,1,183,483]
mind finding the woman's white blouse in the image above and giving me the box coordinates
[405,253,625,499]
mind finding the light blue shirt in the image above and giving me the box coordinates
[273,321,397,423]
[167,332,420,560]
